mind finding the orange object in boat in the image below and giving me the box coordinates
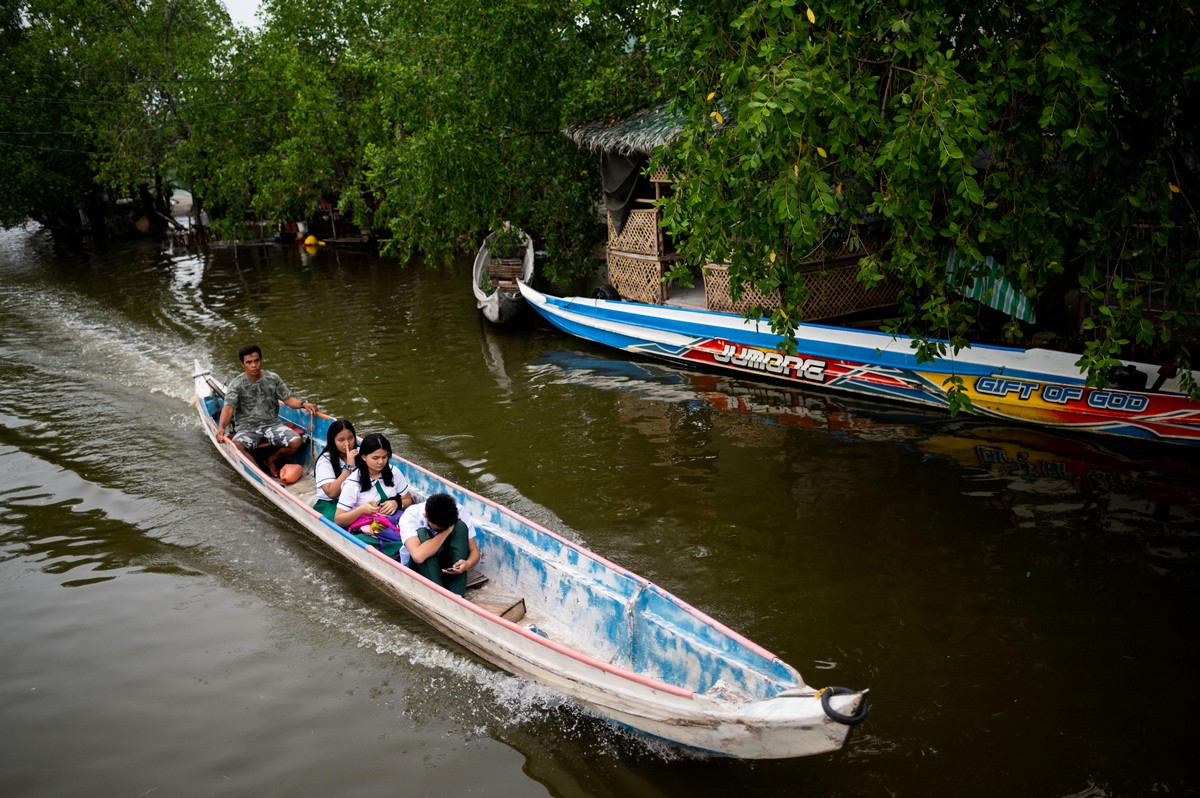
[279,463,303,484]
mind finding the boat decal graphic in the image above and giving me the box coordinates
[712,342,828,382]
[823,371,948,408]
[662,338,829,383]
[974,376,1041,401]
[969,375,1162,415]
[1083,390,1150,413]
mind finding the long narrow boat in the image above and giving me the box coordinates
[518,282,1200,447]
[472,229,535,323]
[193,363,868,759]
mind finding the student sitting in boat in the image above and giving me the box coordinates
[312,419,359,522]
[334,434,414,560]
[397,493,480,596]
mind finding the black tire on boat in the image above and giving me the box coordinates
[820,686,870,726]
[592,283,621,301]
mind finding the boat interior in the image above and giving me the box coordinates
[199,383,804,701]
[198,386,528,621]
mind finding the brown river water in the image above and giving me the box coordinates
[1,224,1198,797]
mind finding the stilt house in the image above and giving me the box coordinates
[565,106,901,321]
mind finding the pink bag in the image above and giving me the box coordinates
[348,512,402,540]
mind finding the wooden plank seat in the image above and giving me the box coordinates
[489,257,524,283]
[465,570,526,621]
[471,594,526,622]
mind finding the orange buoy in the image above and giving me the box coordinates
[279,463,303,484]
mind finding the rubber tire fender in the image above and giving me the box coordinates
[820,686,869,726]
[591,283,620,301]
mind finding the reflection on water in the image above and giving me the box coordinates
[534,350,1200,538]
[4,225,1200,797]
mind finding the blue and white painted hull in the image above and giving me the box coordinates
[193,363,866,758]
[518,282,1200,446]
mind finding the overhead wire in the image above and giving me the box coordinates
[0,109,292,156]
[0,93,279,109]
[0,110,291,136]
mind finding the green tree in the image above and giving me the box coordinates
[1,0,102,228]
[1,0,235,232]
[354,0,657,279]
[3,0,657,258]
[648,0,1199,401]
[195,0,388,233]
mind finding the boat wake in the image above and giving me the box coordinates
[269,563,696,760]
[0,279,204,404]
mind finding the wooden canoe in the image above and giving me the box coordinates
[193,362,868,758]
[472,228,535,323]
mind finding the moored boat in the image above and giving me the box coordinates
[517,282,1200,447]
[193,362,868,758]
[472,228,535,323]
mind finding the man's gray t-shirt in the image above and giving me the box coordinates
[224,370,290,430]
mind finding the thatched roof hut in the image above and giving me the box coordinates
[563,104,685,157]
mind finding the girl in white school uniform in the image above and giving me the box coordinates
[312,419,359,522]
[334,433,413,529]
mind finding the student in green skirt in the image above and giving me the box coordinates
[312,419,358,521]
[335,433,414,562]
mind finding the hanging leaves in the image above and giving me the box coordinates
[650,0,1200,397]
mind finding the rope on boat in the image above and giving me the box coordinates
[817,686,870,726]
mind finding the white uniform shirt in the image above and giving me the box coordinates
[314,451,355,494]
[397,501,477,545]
[336,465,411,511]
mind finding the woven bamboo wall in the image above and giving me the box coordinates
[703,259,900,320]
[607,209,662,256]
[703,265,781,313]
[607,251,665,305]
[799,259,901,319]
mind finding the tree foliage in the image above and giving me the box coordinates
[1,0,234,230]
[4,0,1199,397]
[649,0,1199,396]
[1,0,94,228]
[193,0,390,230]
[0,0,654,274]
[349,0,655,279]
